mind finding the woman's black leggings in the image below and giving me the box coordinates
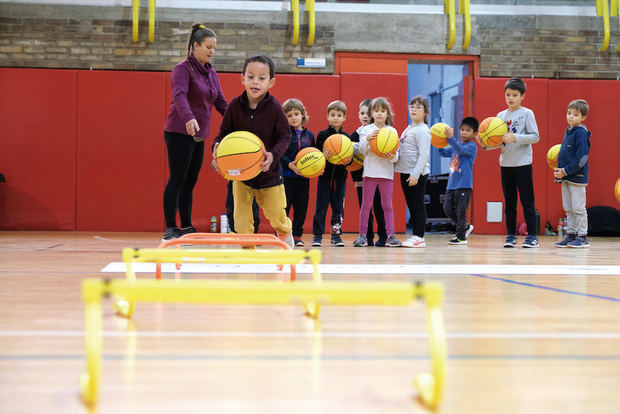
[163,131,204,229]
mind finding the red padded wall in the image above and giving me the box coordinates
[473,78,551,234]
[0,68,77,230]
[2,67,618,234]
[76,71,167,231]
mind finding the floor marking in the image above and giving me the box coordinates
[2,330,619,339]
[35,243,63,251]
[101,262,620,275]
[471,274,620,303]
[2,354,619,361]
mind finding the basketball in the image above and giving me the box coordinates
[324,133,354,165]
[370,127,400,156]
[615,178,620,202]
[347,144,364,172]
[546,144,561,169]
[429,123,450,148]
[215,131,265,181]
[479,117,508,146]
[294,147,325,178]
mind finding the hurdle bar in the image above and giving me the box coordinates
[116,247,323,318]
[81,279,446,409]
[158,233,296,281]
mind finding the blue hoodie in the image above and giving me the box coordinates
[438,137,477,190]
[557,124,591,185]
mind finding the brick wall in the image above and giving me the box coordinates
[0,3,619,78]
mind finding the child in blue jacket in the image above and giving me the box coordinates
[439,117,478,244]
[554,99,591,248]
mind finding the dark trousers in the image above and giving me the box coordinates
[355,183,387,242]
[501,165,537,236]
[443,188,472,239]
[163,131,204,229]
[284,176,310,238]
[313,175,346,236]
[400,173,428,238]
[226,180,260,233]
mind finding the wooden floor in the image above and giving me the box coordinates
[1,231,619,414]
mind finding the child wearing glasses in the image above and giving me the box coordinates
[395,96,432,248]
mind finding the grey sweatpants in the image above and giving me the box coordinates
[561,181,587,236]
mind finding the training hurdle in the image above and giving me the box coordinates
[115,247,323,318]
[157,233,296,280]
[81,278,446,409]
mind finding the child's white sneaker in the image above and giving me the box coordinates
[402,235,426,248]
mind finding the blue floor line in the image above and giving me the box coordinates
[471,273,620,302]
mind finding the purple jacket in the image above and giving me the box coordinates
[214,91,290,189]
[163,54,227,139]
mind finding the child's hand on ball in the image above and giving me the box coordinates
[288,161,302,175]
[261,150,274,171]
[366,130,379,141]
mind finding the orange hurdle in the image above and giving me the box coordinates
[156,233,296,281]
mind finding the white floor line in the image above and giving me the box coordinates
[101,262,620,275]
[2,330,619,339]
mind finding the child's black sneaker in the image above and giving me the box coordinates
[311,235,322,247]
[179,226,197,236]
[448,237,467,245]
[330,234,345,247]
[162,227,182,242]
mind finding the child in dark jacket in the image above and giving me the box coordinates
[312,100,349,247]
[212,55,293,247]
[554,99,591,249]
[280,98,315,247]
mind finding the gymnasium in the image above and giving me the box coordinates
[1,1,619,413]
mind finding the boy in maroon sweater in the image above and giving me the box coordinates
[212,55,293,247]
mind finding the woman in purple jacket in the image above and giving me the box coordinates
[162,23,227,241]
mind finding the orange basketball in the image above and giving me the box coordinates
[294,147,325,178]
[324,133,353,165]
[546,144,561,169]
[429,123,450,148]
[346,144,364,172]
[370,127,400,156]
[215,131,265,181]
[479,117,508,146]
[615,178,620,203]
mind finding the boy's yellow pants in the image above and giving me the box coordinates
[232,181,292,236]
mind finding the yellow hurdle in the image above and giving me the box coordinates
[81,278,446,409]
[117,247,323,318]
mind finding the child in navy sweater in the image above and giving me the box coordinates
[554,99,591,249]
[280,98,315,247]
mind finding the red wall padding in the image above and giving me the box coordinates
[0,68,77,230]
[1,68,618,234]
[76,71,167,231]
